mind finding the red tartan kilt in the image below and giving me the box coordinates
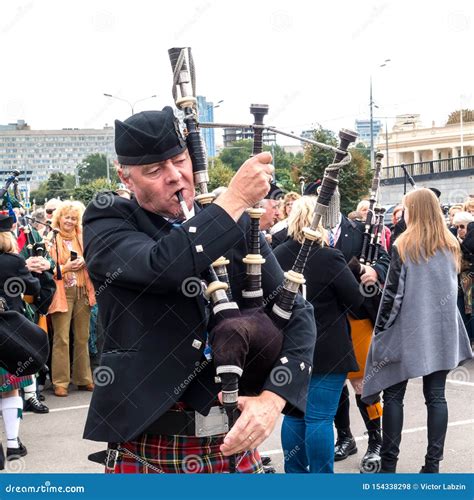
[107,433,264,474]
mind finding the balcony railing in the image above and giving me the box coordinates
[382,155,474,180]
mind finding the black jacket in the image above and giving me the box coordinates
[0,253,41,314]
[82,194,316,443]
[274,240,363,373]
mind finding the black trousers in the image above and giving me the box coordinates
[381,370,449,472]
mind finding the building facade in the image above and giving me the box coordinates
[222,127,276,148]
[196,96,216,157]
[376,114,474,169]
[0,120,115,189]
[355,119,382,146]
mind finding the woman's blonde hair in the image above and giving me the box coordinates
[396,188,461,271]
[282,192,301,218]
[0,231,18,254]
[51,201,84,233]
[287,196,327,245]
[463,198,474,213]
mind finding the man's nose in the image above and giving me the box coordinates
[164,161,182,183]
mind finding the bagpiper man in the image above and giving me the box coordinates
[82,108,316,473]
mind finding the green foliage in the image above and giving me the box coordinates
[298,127,372,215]
[30,173,76,204]
[72,178,119,206]
[208,158,235,191]
[78,153,118,184]
[217,140,302,192]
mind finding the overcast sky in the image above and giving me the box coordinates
[1,0,472,145]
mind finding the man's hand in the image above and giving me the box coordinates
[220,390,286,456]
[360,264,378,285]
[214,152,274,221]
[34,257,51,272]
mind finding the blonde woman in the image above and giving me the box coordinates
[270,192,301,248]
[48,202,96,397]
[463,198,474,216]
[0,214,41,464]
[274,197,364,473]
[362,189,472,473]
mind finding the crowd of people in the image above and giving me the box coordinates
[0,108,472,474]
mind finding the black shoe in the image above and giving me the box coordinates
[263,465,276,473]
[0,444,4,470]
[360,431,382,473]
[37,392,46,402]
[420,464,439,473]
[24,396,49,414]
[261,456,272,466]
[7,439,28,460]
[334,432,357,462]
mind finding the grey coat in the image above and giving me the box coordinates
[362,246,472,404]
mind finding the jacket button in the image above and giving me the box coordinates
[192,339,202,349]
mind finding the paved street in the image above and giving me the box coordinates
[4,359,473,474]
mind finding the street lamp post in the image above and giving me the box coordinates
[369,59,391,169]
[103,93,157,115]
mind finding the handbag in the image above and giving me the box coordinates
[0,297,50,375]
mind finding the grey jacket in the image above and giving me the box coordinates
[362,246,472,404]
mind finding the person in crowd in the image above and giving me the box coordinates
[448,204,464,236]
[463,198,474,216]
[30,208,48,237]
[0,214,41,465]
[356,200,390,251]
[116,184,132,200]
[390,204,406,244]
[47,201,96,397]
[81,108,315,473]
[327,205,390,472]
[362,188,472,473]
[274,196,364,473]
[44,199,60,221]
[454,212,474,346]
[259,196,280,244]
[270,192,300,249]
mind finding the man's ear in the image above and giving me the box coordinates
[117,166,133,192]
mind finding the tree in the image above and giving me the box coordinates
[446,109,474,125]
[217,140,302,192]
[208,158,235,191]
[72,178,119,206]
[78,153,118,184]
[297,127,372,215]
[30,173,76,204]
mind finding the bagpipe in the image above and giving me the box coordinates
[358,152,385,267]
[168,47,356,471]
[0,169,21,219]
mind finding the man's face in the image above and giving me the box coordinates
[120,151,195,218]
[259,200,279,231]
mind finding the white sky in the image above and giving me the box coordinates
[1,0,473,145]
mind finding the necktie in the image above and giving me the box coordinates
[329,230,335,248]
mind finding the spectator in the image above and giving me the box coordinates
[47,201,96,397]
